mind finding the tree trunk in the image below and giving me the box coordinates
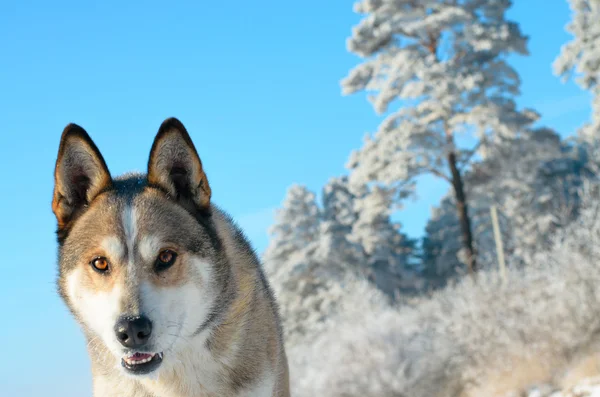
[447,150,477,275]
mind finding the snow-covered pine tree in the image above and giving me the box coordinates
[554,0,600,140]
[316,176,419,296]
[315,176,365,273]
[422,195,465,285]
[265,178,421,343]
[264,184,320,286]
[342,0,538,274]
[263,184,331,343]
[469,128,590,266]
[422,128,592,285]
[348,184,419,295]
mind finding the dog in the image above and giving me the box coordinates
[51,117,290,397]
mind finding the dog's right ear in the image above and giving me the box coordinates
[52,124,112,233]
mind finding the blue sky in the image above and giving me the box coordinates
[0,0,593,395]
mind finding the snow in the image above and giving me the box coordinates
[527,379,600,397]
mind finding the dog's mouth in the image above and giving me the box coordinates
[121,352,163,374]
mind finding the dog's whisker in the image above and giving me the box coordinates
[86,336,99,349]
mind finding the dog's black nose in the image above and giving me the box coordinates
[114,315,153,348]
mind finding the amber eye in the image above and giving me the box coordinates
[155,250,177,272]
[90,257,109,273]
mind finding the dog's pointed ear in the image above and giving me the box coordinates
[147,118,211,211]
[52,124,112,231]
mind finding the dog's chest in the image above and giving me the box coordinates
[140,372,275,397]
[139,349,275,397]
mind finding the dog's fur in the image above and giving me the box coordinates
[51,118,290,397]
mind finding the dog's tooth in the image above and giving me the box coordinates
[122,353,159,367]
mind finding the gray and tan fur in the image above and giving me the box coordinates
[51,118,290,397]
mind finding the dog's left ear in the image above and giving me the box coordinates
[147,118,211,210]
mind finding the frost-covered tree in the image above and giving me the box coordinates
[554,0,600,140]
[422,195,465,284]
[349,184,420,295]
[265,178,421,342]
[263,184,322,310]
[422,129,592,285]
[342,0,539,274]
[263,184,331,343]
[315,177,365,271]
[317,177,420,295]
[470,128,591,265]
[264,184,320,273]
[350,185,396,261]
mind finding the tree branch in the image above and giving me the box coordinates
[425,166,452,182]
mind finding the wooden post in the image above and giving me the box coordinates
[490,205,507,284]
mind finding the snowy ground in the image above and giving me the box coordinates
[526,378,600,397]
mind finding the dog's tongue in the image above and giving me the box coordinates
[129,352,153,362]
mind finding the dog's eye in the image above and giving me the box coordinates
[155,250,177,272]
[90,257,109,273]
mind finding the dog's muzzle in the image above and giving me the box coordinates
[114,314,164,374]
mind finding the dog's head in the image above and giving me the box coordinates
[52,118,228,376]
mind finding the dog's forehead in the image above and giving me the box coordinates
[64,175,143,243]
[134,190,209,251]
[61,174,210,266]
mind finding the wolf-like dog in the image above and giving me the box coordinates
[51,118,290,397]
